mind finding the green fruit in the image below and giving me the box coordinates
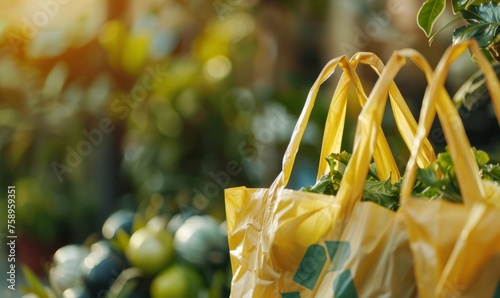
[150,264,204,298]
[126,227,174,275]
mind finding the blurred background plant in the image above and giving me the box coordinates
[0,0,499,296]
[0,0,329,286]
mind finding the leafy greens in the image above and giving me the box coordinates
[301,148,500,211]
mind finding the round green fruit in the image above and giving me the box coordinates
[126,227,174,275]
[150,264,204,298]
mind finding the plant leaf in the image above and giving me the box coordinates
[362,176,400,211]
[473,148,490,165]
[328,151,351,174]
[483,164,500,180]
[453,62,500,108]
[21,265,50,298]
[418,0,447,37]
[368,162,379,181]
[453,0,468,14]
[453,0,493,14]
[453,2,500,47]
[429,16,463,45]
[454,63,487,107]
[300,173,340,195]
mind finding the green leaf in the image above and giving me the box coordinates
[453,0,495,14]
[367,163,379,181]
[418,0,447,37]
[429,16,463,45]
[417,165,441,187]
[436,151,453,173]
[473,148,490,165]
[300,152,350,196]
[453,62,500,109]
[472,148,500,181]
[302,148,498,210]
[362,176,400,211]
[412,179,440,199]
[21,265,51,298]
[327,151,351,174]
[482,164,500,181]
[300,173,340,195]
[326,154,337,175]
[453,0,468,14]
[300,151,353,195]
[413,149,474,203]
[453,2,500,47]
[443,166,463,202]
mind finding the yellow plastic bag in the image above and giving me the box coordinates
[225,51,434,297]
[397,40,500,298]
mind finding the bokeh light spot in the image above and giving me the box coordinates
[203,55,231,80]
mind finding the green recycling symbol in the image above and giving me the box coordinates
[280,241,358,298]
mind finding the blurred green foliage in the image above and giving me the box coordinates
[0,0,333,247]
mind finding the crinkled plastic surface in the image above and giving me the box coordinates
[400,40,500,298]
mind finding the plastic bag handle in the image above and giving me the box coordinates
[317,55,400,183]
[318,53,436,181]
[334,49,440,212]
[400,40,500,205]
[269,55,355,194]
[270,53,410,193]
[355,53,436,168]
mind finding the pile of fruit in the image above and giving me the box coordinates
[22,200,231,298]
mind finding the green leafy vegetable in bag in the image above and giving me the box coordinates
[413,148,500,202]
[302,149,500,211]
[300,151,400,211]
